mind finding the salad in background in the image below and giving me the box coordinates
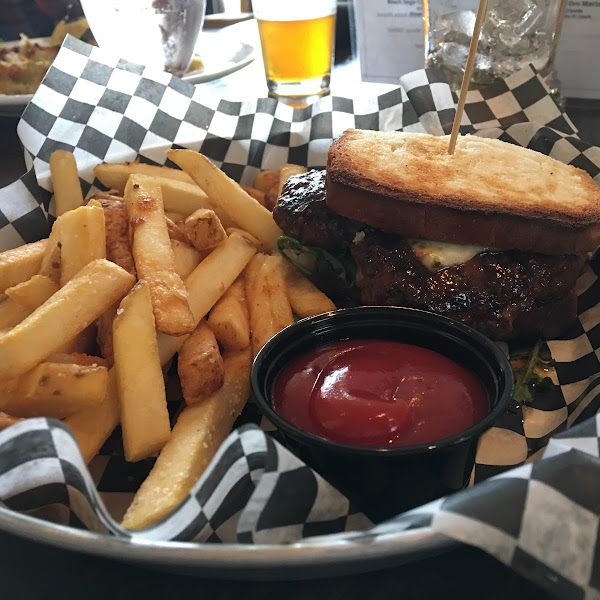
[0,17,89,95]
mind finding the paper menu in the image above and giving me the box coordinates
[353,0,425,83]
[555,0,600,100]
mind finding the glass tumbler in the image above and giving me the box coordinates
[80,0,207,76]
[252,0,337,101]
[423,0,567,93]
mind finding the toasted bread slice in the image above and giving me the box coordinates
[326,130,600,255]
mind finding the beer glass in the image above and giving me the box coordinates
[80,0,207,77]
[423,0,566,93]
[252,0,337,101]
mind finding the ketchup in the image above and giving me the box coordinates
[272,340,488,448]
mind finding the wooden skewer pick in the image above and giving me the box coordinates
[448,0,489,155]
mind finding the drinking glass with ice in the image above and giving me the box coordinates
[423,0,566,93]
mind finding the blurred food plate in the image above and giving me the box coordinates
[0,23,255,117]
[0,37,57,117]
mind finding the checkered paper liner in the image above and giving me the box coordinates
[0,35,599,598]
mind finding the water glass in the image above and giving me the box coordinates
[80,0,207,76]
[252,0,337,102]
[423,0,566,92]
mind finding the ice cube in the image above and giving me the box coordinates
[432,9,476,44]
[486,0,543,48]
[433,41,469,71]
[429,8,476,71]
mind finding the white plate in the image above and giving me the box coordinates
[184,21,256,85]
[0,93,35,118]
[0,24,255,118]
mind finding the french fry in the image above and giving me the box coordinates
[46,352,108,367]
[157,176,238,225]
[93,194,136,276]
[87,191,124,201]
[38,226,61,283]
[64,368,120,464]
[122,174,237,228]
[59,203,107,286]
[253,169,279,194]
[253,166,285,211]
[49,150,84,216]
[165,216,190,244]
[45,352,81,363]
[125,175,194,336]
[171,240,202,280]
[265,255,294,332]
[244,254,270,356]
[0,274,60,329]
[0,297,30,330]
[5,275,59,309]
[0,239,47,294]
[283,262,336,317]
[0,362,108,418]
[183,208,226,251]
[167,150,283,250]
[0,259,135,382]
[245,254,293,357]
[224,227,261,247]
[243,253,267,297]
[93,169,230,226]
[113,281,171,462]
[240,184,266,206]
[157,232,257,365]
[164,211,185,223]
[207,277,250,351]
[94,161,194,192]
[0,412,24,430]
[277,163,307,197]
[121,347,251,529]
[265,186,279,211]
[178,320,225,405]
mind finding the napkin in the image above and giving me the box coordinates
[0,35,599,599]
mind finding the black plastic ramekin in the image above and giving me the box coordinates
[251,307,514,522]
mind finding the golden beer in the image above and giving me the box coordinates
[258,13,336,84]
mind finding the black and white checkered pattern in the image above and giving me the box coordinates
[0,169,50,248]
[1,35,599,598]
[468,253,600,488]
[1,416,598,596]
[369,416,600,600]
[0,417,115,534]
[0,419,370,543]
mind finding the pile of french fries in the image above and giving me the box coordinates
[0,149,336,530]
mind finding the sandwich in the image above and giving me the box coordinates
[273,129,600,340]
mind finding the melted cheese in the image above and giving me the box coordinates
[409,239,487,271]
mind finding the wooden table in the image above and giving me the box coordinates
[0,28,598,599]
